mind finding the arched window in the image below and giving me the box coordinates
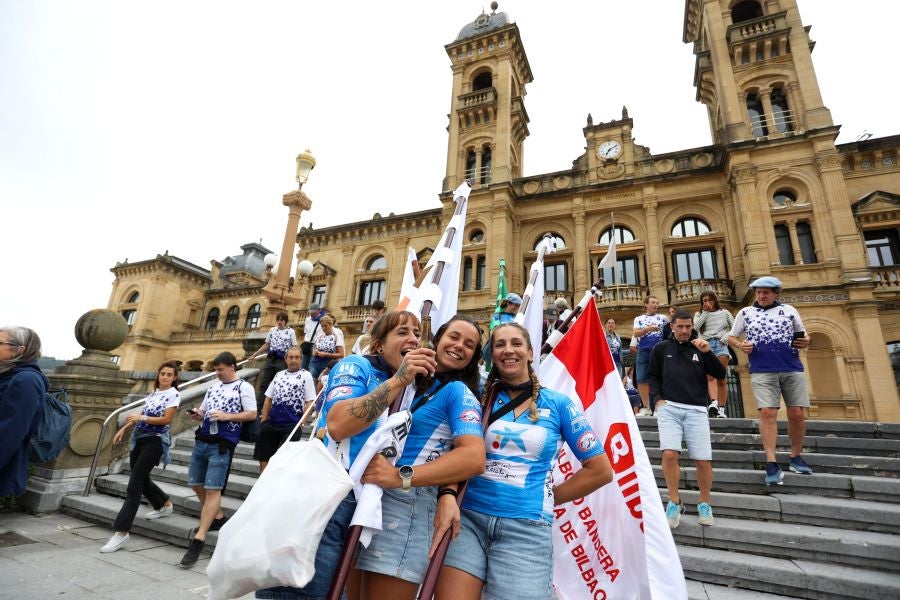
[773,190,796,206]
[245,303,261,329]
[476,256,486,289]
[469,229,484,243]
[535,234,566,251]
[463,257,473,291]
[480,145,492,185]
[465,150,477,182]
[774,225,794,265]
[771,88,793,133]
[797,222,817,264]
[671,218,710,238]
[205,308,220,331]
[473,71,492,91]
[367,255,387,270]
[122,309,136,327]
[731,1,763,24]
[224,306,240,330]
[598,226,635,245]
[127,291,140,303]
[747,93,768,137]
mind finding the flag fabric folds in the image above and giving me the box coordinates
[514,236,554,377]
[541,293,687,600]
[488,259,508,331]
[396,246,420,312]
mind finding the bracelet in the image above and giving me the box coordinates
[437,488,458,499]
[141,415,147,423]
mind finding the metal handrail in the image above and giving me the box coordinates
[81,359,253,496]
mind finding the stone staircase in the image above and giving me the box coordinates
[61,419,900,599]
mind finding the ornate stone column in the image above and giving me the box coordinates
[261,189,313,328]
[642,194,666,300]
[729,165,770,276]
[721,186,747,293]
[573,201,588,292]
[815,154,871,277]
[21,310,134,512]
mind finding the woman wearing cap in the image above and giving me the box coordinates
[498,293,522,324]
[435,322,613,600]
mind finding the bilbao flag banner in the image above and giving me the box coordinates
[542,298,687,600]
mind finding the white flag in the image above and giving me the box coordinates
[396,246,419,312]
[515,237,553,376]
[541,293,687,600]
[405,180,471,332]
[598,232,617,270]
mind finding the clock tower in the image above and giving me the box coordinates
[443,3,533,192]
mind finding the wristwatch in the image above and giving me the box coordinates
[399,465,414,492]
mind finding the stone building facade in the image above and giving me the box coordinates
[108,1,900,421]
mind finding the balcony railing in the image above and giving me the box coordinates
[873,267,900,288]
[341,305,373,322]
[596,285,648,307]
[668,279,735,303]
[727,11,788,44]
[169,327,259,342]
[459,87,497,108]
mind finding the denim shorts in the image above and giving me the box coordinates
[635,349,652,383]
[656,403,712,461]
[256,492,356,600]
[355,486,436,584]
[443,508,552,600]
[187,440,232,490]
[706,338,730,358]
[750,371,810,409]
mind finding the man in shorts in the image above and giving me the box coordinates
[648,310,725,528]
[633,295,669,416]
[729,276,813,486]
[180,352,257,568]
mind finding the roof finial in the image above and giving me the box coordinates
[490,1,498,14]
[587,113,593,126]
[622,105,629,119]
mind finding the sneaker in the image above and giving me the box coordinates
[665,500,685,529]
[209,515,229,531]
[697,502,715,526]
[789,455,813,475]
[179,538,205,568]
[145,504,174,520]
[100,532,129,553]
[764,462,784,486]
[637,408,652,417]
[707,400,719,418]
[716,406,727,418]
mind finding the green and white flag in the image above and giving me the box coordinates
[489,259,507,331]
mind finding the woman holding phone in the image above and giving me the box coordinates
[101,361,181,553]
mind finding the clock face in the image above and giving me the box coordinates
[597,140,622,160]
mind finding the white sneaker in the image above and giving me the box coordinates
[100,532,129,553]
[637,408,652,417]
[717,406,727,418]
[145,504,174,520]
[707,400,719,418]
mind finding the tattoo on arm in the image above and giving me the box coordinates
[395,362,410,385]
[348,381,393,423]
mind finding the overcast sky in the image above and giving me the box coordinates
[2,1,896,360]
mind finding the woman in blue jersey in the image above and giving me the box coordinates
[256,310,434,600]
[345,315,487,600]
[101,361,181,553]
[436,322,614,600]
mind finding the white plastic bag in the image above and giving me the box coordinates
[207,429,353,600]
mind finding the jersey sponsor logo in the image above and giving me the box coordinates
[460,409,481,424]
[330,375,357,386]
[327,385,352,400]
[538,408,551,418]
[576,431,599,453]
[461,388,480,407]
[333,361,363,378]
[692,354,700,362]
[488,421,547,456]
[569,413,588,433]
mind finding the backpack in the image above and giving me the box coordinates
[29,388,72,464]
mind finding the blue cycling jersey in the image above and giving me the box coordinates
[463,387,605,523]
[318,355,389,469]
[398,380,483,467]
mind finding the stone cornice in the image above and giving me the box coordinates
[297,209,443,250]
[111,255,210,287]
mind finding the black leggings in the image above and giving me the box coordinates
[112,436,169,532]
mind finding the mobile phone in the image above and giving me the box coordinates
[792,331,806,340]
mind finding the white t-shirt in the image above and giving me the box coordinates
[314,329,345,354]
[137,388,181,434]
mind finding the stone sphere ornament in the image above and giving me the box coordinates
[74,309,128,352]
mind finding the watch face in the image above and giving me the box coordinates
[598,140,622,160]
[399,465,414,478]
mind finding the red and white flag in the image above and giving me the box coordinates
[542,294,686,600]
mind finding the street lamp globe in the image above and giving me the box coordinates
[295,149,316,187]
[263,253,278,270]
[297,259,314,277]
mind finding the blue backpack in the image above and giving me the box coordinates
[29,388,72,464]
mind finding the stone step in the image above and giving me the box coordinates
[61,493,221,550]
[686,579,807,600]
[645,447,900,478]
[678,545,900,600]
[658,489,900,535]
[141,463,257,500]
[637,418,900,440]
[670,513,900,573]
[94,473,243,519]
[653,464,900,502]
[639,430,900,458]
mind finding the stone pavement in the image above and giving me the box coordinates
[0,510,795,600]
[0,511,253,600]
